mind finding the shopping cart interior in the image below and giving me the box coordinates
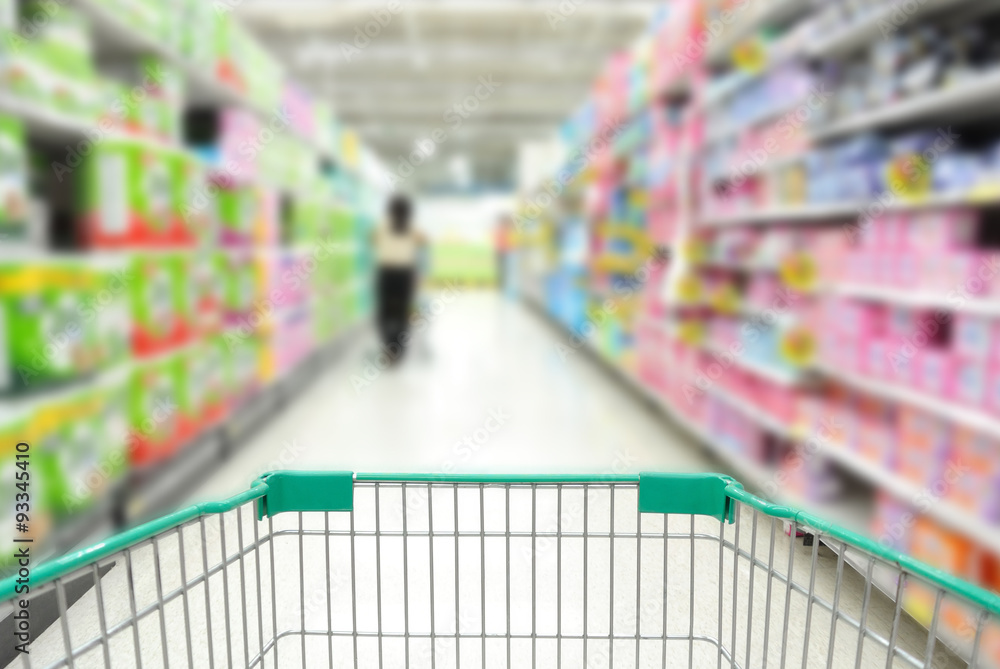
[2,472,998,668]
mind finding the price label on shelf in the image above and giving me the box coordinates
[675,273,703,303]
[680,237,707,264]
[677,320,706,346]
[886,156,932,201]
[710,284,741,315]
[779,327,816,367]
[968,182,1000,205]
[779,252,817,293]
[733,40,766,74]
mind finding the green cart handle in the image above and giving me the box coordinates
[2,471,999,618]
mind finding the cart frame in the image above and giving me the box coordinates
[2,471,999,668]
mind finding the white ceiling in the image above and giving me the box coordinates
[236,0,658,190]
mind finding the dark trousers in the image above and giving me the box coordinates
[376,266,415,355]
[497,250,506,290]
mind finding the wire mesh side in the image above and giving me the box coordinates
[721,500,999,669]
[264,481,735,669]
[6,485,999,669]
[0,498,274,669]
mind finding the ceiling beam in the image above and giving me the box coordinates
[318,80,588,95]
[238,1,658,29]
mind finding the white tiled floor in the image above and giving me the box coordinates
[188,292,713,503]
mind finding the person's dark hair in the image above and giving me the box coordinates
[388,195,412,233]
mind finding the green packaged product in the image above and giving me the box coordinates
[0,263,92,395]
[0,116,28,241]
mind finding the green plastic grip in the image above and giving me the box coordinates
[255,471,354,519]
[638,472,736,522]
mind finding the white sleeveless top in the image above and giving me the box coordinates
[375,223,420,268]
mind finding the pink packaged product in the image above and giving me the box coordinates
[256,189,280,247]
[943,251,991,297]
[892,252,920,289]
[769,383,798,424]
[954,314,994,360]
[279,249,313,306]
[986,361,1000,414]
[882,341,914,387]
[914,349,954,399]
[949,429,1000,521]
[862,337,894,380]
[903,208,978,253]
[218,109,260,186]
[648,206,677,244]
[282,83,317,141]
[871,494,912,552]
[954,358,987,407]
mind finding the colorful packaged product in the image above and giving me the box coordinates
[0,116,28,242]
[130,253,190,355]
[0,262,95,394]
[81,140,172,247]
[128,354,181,466]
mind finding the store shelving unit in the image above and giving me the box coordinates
[704,0,811,67]
[520,0,1000,662]
[829,284,1000,316]
[0,0,378,570]
[805,0,981,60]
[811,67,1000,142]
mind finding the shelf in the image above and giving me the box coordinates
[704,96,806,144]
[0,94,96,141]
[711,372,1000,554]
[700,203,860,226]
[69,0,259,113]
[705,0,811,67]
[710,387,795,437]
[829,284,1000,316]
[811,67,1000,142]
[815,363,1000,441]
[807,0,990,60]
[66,0,334,158]
[820,444,1000,555]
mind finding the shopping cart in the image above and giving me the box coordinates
[2,472,999,668]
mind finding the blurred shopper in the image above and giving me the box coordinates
[374,195,424,362]
[495,214,515,295]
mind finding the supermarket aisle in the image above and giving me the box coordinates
[190,292,713,501]
[16,293,965,669]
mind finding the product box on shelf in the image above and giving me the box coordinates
[81,140,176,248]
[896,405,951,487]
[0,116,28,241]
[218,186,257,247]
[948,427,1000,521]
[31,389,105,518]
[854,395,895,466]
[128,352,181,466]
[192,251,223,336]
[0,262,98,395]
[228,328,261,406]
[91,255,133,370]
[166,150,199,245]
[988,362,1000,415]
[19,1,93,77]
[218,250,258,326]
[193,336,230,429]
[130,253,190,356]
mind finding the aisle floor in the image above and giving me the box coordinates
[190,292,713,502]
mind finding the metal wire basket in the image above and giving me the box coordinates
[2,472,998,668]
